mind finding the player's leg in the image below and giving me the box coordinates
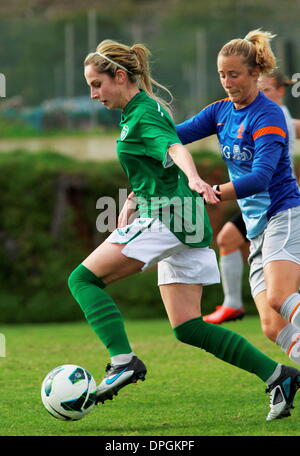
[261,207,300,329]
[258,207,300,330]
[254,290,300,364]
[68,240,147,402]
[204,216,247,324]
[69,240,144,359]
[265,259,300,313]
[159,281,300,420]
[249,206,300,365]
[264,260,300,349]
[68,217,185,403]
[255,290,288,341]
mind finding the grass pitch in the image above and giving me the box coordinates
[0,316,299,436]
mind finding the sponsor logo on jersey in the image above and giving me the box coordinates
[220,144,253,161]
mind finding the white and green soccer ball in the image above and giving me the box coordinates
[41,364,97,421]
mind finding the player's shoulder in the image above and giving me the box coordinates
[256,92,284,117]
[126,96,155,126]
[202,97,232,112]
[139,97,174,126]
[254,92,287,126]
[251,93,288,140]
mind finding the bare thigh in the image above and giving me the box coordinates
[159,283,203,328]
[82,240,144,284]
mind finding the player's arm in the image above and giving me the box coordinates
[214,139,285,202]
[140,109,219,203]
[176,105,216,145]
[118,191,138,228]
[167,143,220,204]
[213,181,237,201]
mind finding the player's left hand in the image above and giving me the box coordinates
[118,194,138,227]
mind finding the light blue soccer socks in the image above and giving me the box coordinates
[220,249,244,310]
[280,293,300,329]
[276,323,300,365]
[68,264,133,357]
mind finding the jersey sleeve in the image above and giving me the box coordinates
[233,109,288,198]
[139,109,181,167]
[176,103,217,145]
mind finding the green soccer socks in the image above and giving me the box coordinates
[173,316,278,382]
[68,264,132,357]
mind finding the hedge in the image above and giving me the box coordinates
[0,148,285,323]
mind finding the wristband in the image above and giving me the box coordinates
[212,184,222,200]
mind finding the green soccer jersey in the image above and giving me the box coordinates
[116,90,212,247]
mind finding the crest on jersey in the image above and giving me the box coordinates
[237,123,244,138]
[120,125,129,140]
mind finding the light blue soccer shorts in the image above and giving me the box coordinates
[248,206,300,297]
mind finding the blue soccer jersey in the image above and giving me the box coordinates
[176,91,300,239]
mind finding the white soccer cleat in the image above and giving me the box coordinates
[96,355,147,404]
[266,365,300,421]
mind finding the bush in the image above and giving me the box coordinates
[0,149,260,323]
[0,150,127,322]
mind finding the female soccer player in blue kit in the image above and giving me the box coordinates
[204,70,300,328]
[176,30,300,372]
[68,37,300,422]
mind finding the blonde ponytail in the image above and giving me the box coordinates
[130,44,173,115]
[219,29,277,74]
[85,40,173,115]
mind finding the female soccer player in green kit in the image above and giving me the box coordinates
[68,39,300,421]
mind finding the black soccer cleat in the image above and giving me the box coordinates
[266,365,300,421]
[95,356,147,404]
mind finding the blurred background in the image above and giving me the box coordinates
[0,0,299,324]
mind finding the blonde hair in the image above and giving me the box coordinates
[84,39,173,115]
[219,29,277,75]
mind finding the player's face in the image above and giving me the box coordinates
[257,76,285,105]
[84,64,124,110]
[217,55,260,109]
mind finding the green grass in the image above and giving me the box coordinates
[0,316,299,436]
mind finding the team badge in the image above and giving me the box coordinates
[237,123,244,138]
[120,125,129,140]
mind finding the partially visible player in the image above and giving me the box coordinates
[204,69,300,325]
[176,29,300,372]
[258,70,300,178]
[66,38,300,421]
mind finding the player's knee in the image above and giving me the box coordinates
[68,264,106,298]
[216,229,226,248]
[68,264,91,296]
[266,292,285,313]
[68,266,81,296]
[216,226,233,250]
[260,318,278,342]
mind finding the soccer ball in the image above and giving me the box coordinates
[41,364,97,421]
